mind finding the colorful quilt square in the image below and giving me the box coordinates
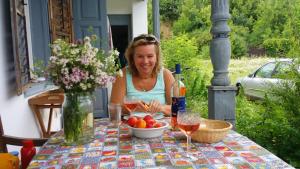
[202,151,222,158]
[135,159,155,168]
[208,157,228,164]
[149,143,164,148]
[28,160,47,168]
[152,148,166,153]
[99,161,117,169]
[80,156,100,165]
[221,151,237,157]
[103,146,118,151]
[79,164,98,169]
[192,158,209,165]
[119,149,134,155]
[194,164,215,169]
[84,150,102,158]
[118,160,135,168]
[64,158,81,165]
[102,150,117,156]
[135,152,152,159]
[47,159,63,166]
[61,163,79,169]
[172,159,193,166]
[68,153,84,158]
[215,146,231,152]
[213,164,235,169]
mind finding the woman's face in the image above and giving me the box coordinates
[133,44,157,77]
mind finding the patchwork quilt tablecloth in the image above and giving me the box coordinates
[28,119,294,169]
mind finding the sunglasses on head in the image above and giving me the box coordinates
[133,34,158,43]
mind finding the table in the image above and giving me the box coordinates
[28,119,295,169]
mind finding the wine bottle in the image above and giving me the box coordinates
[171,64,186,130]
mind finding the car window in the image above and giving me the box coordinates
[255,62,276,78]
[272,61,291,78]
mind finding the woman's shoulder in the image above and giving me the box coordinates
[162,67,173,77]
[162,67,175,83]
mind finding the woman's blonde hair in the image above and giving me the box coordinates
[125,34,162,77]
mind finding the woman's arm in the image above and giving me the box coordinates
[110,68,128,114]
[164,68,175,105]
[162,68,175,115]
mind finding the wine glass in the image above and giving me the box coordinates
[177,109,201,158]
[123,96,139,116]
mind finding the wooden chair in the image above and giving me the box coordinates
[28,89,64,138]
[0,116,47,153]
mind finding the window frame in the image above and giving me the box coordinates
[10,0,31,95]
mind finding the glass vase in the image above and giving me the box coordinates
[63,92,94,144]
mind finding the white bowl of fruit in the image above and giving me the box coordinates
[126,115,169,138]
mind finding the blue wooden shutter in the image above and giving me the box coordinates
[10,0,31,95]
[72,0,109,118]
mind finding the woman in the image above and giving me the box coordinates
[110,34,175,116]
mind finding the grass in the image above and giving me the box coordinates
[197,57,271,85]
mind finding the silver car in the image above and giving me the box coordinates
[236,59,295,100]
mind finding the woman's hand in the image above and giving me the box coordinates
[134,101,150,112]
[147,100,163,114]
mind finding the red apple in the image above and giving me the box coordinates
[146,123,154,128]
[143,115,153,121]
[145,118,156,126]
[127,116,137,127]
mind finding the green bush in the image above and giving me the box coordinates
[230,25,249,58]
[263,38,291,57]
[161,34,198,68]
[160,0,183,23]
[236,60,300,167]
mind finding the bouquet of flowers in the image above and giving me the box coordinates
[48,35,122,93]
[47,35,122,143]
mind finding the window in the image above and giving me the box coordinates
[10,0,30,95]
[255,62,276,78]
[48,0,73,43]
[272,61,292,78]
[10,0,73,95]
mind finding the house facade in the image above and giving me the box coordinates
[0,0,148,148]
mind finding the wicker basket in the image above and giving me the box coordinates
[191,119,232,143]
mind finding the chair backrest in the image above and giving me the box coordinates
[0,116,47,153]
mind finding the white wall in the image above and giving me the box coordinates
[0,0,40,138]
[107,0,132,14]
[0,1,61,152]
[132,0,148,37]
[107,0,148,38]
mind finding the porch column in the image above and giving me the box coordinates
[208,0,237,127]
[152,0,160,40]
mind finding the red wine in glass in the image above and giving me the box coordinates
[124,102,138,112]
[178,123,200,135]
[123,96,139,116]
[177,110,201,159]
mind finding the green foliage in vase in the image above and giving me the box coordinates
[63,93,92,143]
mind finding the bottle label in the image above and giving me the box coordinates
[171,96,186,130]
[171,96,186,116]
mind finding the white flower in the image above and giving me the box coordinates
[80,83,87,90]
[118,69,123,77]
[48,35,120,92]
[52,44,61,54]
[84,36,91,43]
